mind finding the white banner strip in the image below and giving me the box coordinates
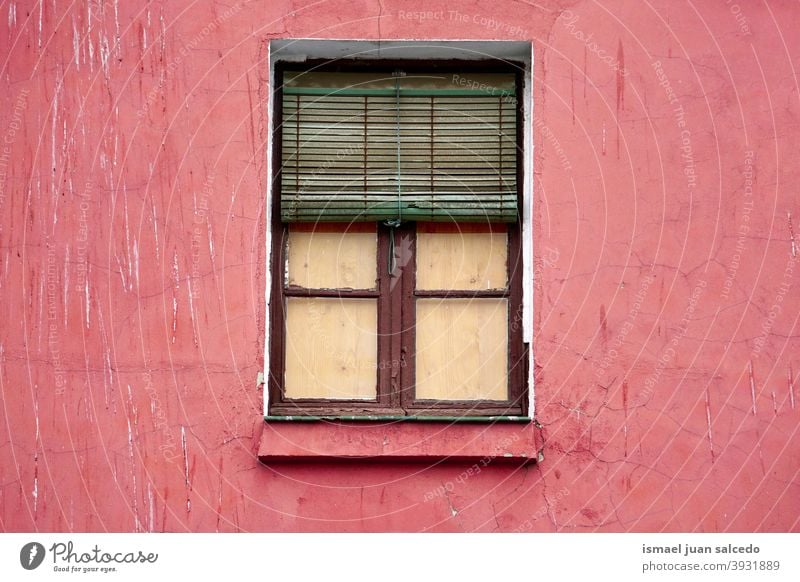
[1,533,797,581]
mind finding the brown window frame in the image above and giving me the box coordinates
[268,59,528,418]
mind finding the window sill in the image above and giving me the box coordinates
[257,418,542,464]
[264,415,531,422]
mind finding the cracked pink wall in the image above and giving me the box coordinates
[1,0,798,532]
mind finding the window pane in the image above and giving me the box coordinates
[415,298,508,401]
[286,226,376,289]
[416,228,507,290]
[284,298,377,399]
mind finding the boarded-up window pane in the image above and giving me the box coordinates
[415,298,508,400]
[416,227,507,290]
[286,226,376,289]
[284,298,377,399]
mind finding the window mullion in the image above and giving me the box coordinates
[377,225,394,408]
[398,223,416,412]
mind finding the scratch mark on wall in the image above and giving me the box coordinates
[126,415,140,531]
[215,457,223,532]
[126,384,142,532]
[72,15,80,69]
[705,387,714,462]
[172,252,179,343]
[622,379,629,456]
[99,33,111,81]
[443,486,458,518]
[602,122,606,156]
[150,193,160,260]
[133,238,140,290]
[115,253,127,291]
[181,426,191,513]
[83,276,91,329]
[37,0,43,49]
[50,77,60,228]
[112,0,122,60]
[36,272,44,351]
[62,245,69,328]
[32,384,40,520]
[97,309,113,407]
[8,2,16,28]
[171,296,178,344]
[147,482,154,532]
[187,279,198,347]
[615,40,624,158]
[123,184,133,292]
[570,67,575,124]
[88,5,95,74]
[756,428,766,476]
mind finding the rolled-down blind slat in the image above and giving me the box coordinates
[280,82,518,223]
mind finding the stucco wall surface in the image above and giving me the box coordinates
[1,0,798,531]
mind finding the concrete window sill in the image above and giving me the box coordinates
[257,418,542,464]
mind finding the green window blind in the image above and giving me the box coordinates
[279,72,518,223]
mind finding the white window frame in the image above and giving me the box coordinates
[263,39,534,417]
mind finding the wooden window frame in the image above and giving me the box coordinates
[268,59,528,418]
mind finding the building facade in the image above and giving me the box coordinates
[0,0,798,532]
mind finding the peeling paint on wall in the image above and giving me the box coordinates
[0,0,798,532]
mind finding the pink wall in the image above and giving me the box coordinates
[1,0,798,532]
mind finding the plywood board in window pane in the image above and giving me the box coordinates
[415,298,508,400]
[285,298,377,399]
[416,230,507,290]
[287,227,376,289]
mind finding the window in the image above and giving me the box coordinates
[266,44,531,419]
